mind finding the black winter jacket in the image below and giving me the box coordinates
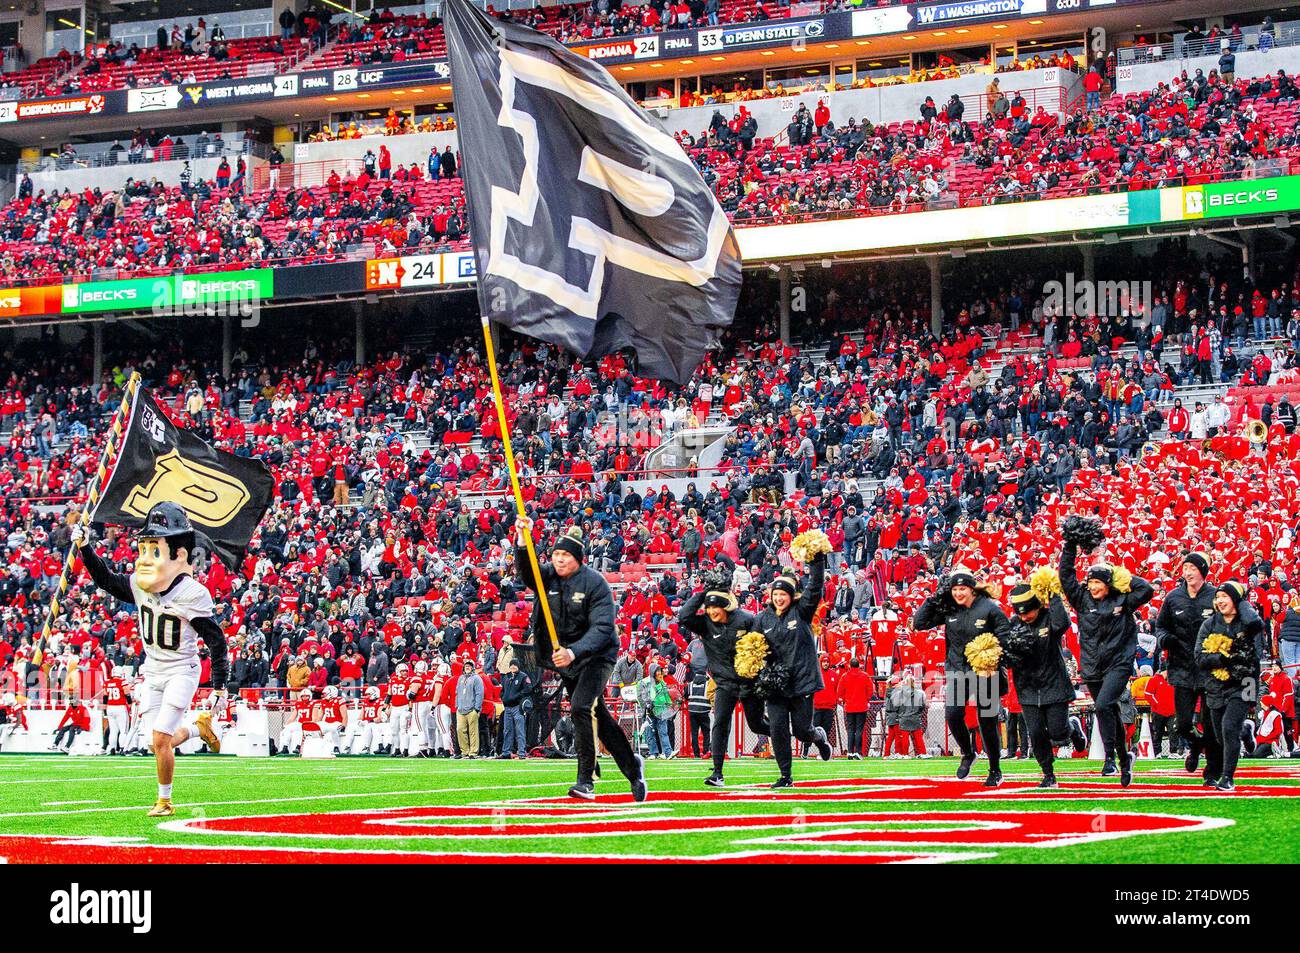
[1060,541,1155,680]
[676,590,758,690]
[1153,580,1215,689]
[913,589,1010,674]
[1195,602,1263,705]
[753,554,826,697]
[1004,595,1074,706]
[516,546,617,672]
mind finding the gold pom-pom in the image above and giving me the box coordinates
[790,529,832,564]
[1109,565,1132,594]
[1202,633,1234,657]
[1028,567,1061,605]
[964,633,1003,677]
[1211,668,1230,682]
[734,631,770,679]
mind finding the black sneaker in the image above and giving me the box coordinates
[1101,758,1118,777]
[1202,776,1220,787]
[568,782,596,800]
[630,755,648,803]
[1070,725,1088,752]
[1215,778,1236,793]
[1184,747,1200,774]
[983,769,1003,788]
[956,755,975,780]
[1037,774,1059,788]
[770,776,794,790]
[705,772,725,788]
[813,726,832,761]
[1120,750,1134,788]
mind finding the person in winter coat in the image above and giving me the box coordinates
[515,517,646,801]
[753,550,832,787]
[685,671,712,759]
[1195,581,1263,791]
[887,672,927,756]
[498,659,533,759]
[1153,552,1218,780]
[1005,581,1087,787]
[677,586,769,786]
[913,566,1010,786]
[811,657,841,752]
[1060,538,1154,786]
[837,657,873,758]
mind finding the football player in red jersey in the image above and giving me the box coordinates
[0,692,25,748]
[277,689,313,756]
[387,662,411,757]
[408,659,431,757]
[101,674,133,754]
[349,686,388,754]
[415,659,442,756]
[319,685,348,752]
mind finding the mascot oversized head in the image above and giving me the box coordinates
[133,502,198,594]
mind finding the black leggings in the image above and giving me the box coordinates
[1208,696,1251,783]
[944,705,1001,768]
[711,682,769,774]
[1021,702,1071,775]
[1086,668,1130,761]
[767,693,816,778]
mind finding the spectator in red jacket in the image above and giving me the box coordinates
[812,657,841,752]
[837,658,874,759]
[50,697,90,753]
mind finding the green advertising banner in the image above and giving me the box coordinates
[1197,176,1300,219]
[60,277,173,314]
[175,268,273,303]
[59,269,273,316]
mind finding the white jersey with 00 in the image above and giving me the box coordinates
[129,573,213,678]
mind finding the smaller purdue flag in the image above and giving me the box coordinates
[91,388,272,569]
[443,0,741,385]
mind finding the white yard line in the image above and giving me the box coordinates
[40,799,102,806]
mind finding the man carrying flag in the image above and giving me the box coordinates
[442,0,740,800]
[64,385,271,816]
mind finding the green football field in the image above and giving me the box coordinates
[1,754,1297,864]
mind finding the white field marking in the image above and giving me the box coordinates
[40,800,102,806]
[0,832,992,864]
[0,779,580,819]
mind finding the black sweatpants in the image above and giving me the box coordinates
[1180,686,1206,759]
[1021,702,1071,775]
[944,705,1001,768]
[52,725,81,750]
[1005,712,1028,755]
[562,660,639,785]
[845,710,868,756]
[812,707,836,750]
[1151,712,1173,753]
[711,681,769,774]
[1085,668,1130,761]
[767,693,817,779]
[687,710,711,757]
[1208,697,1250,782]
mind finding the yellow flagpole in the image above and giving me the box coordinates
[480,317,560,652]
[37,371,143,658]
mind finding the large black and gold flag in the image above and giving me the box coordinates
[442,0,741,385]
[90,388,272,568]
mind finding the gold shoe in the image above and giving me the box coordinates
[146,797,174,817]
[195,711,221,754]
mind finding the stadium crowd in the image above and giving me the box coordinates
[1,247,1299,762]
